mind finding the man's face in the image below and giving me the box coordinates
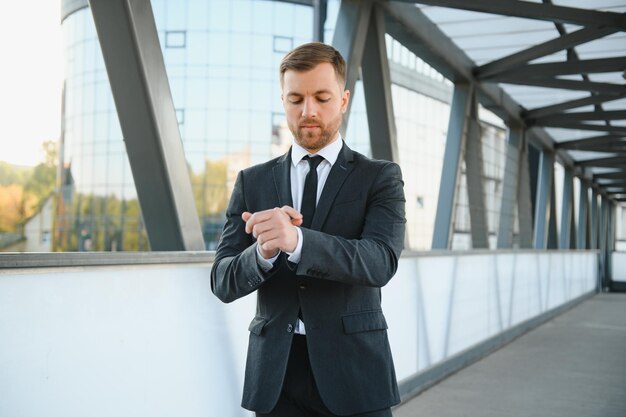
[281,62,350,153]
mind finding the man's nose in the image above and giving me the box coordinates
[302,98,318,118]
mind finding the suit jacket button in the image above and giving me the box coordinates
[287,324,293,333]
[299,284,306,290]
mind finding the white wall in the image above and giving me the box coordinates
[0,251,598,417]
[612,252,626,282]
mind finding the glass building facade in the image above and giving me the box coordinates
[56,0,506,252]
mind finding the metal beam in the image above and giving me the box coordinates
[362,4,399,162]
[577,180,589,248]
[88,0,204,251]
[312,0,327,42]
[523,94,626,120]
[577,156,626,167]
[475,26,619,80]
[408,0,626,29]
[432,84,472,249]
[383,3,559,158]
[533,151,555,249]
[590,188,599,249]
[464,90,489,249]
[495,77,626,94]
[517,135,534,248]
[486,57,626,80]
[560,168,576,249]
[497,128,523,248]
[332,0,372,137]
[534,122,626,134]
[556,134,626,150]
[599,196,609,289]
[533,110,626,123]
[594,170,626,179]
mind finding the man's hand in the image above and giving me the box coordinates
[242,206,303,259]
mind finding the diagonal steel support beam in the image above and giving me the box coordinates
[89,0,204,251]
[432,83,473,249]
[523,93,626,120]
[464,89,489,249]
[361,4,399,162]
[407,0,626,29]
[475,26,619,79]
[332,0,373,137]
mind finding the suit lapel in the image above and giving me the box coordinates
[273,149,293,207]
[311,143,355,230]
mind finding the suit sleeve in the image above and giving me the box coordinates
[296,162,406,288]
[210,170,279,303]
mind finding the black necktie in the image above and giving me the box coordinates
[301,155,323,229]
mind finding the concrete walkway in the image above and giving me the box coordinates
[394,294,626,417]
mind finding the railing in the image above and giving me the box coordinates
[0,250,598,417]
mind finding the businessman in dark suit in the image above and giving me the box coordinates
[211,42,406,417]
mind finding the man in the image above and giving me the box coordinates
[211,42,406,417]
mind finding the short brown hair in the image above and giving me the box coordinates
[279,42,347,87]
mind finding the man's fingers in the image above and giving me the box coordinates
[244,209,276,234]
[241,211,252,222]
[280,205,302,220]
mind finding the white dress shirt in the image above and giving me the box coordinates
[256,134,343,334]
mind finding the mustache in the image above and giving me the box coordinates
[298,119,323,128]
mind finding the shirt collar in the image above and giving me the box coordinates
[291,134,343,168]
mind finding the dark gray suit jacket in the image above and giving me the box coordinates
[211,142,406,415]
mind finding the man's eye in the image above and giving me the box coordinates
[318,97,331,103]
[289,99,303,104]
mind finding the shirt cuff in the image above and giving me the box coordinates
[286,227,303,264]
[256,244,280,272]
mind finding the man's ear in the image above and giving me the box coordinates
[341,90,350,114]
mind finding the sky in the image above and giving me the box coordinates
[0,1,63,167]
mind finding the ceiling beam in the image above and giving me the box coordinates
[486,57,626,80]
[556,134,626,149]
[594,171,626,179]
[532,121,626,134]
[494,77,626,94]
[523,93,626,119]
[475,26,618,79]
[577,156,626,167]
[409,0,626,29]
[533,110,626,123]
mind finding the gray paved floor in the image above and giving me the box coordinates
[394,294,626,417]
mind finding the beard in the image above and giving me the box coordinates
[289,113,342,152]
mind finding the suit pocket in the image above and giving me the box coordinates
[342,310,388,334]
[248,316,268,336]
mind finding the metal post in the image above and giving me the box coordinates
[361,4,399,162]
[533,151,555,249]
[559,167,575,248]
[464,90,489,248]
[88,0,204,251]
[590,188,599,249]
[577,180,589,248]
[313,0,328,42]
[332,0,373,137]
[497,127,523,248]
[517,135,534,248]
[432,83,473,249]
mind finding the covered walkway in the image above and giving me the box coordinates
[395,294,626,417]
